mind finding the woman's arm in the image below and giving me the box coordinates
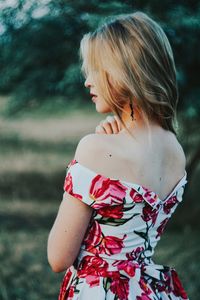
[47,137,95,273]
[47,192,93,273]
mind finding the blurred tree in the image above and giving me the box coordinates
[0,0,199,183]
[0,0,131,112]
[0,1,199,114]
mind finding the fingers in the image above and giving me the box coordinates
[95,124,107,134]
[95,115,121,135]
[105,116,119,134]
[96,119,113,134]
[113,115,122,131]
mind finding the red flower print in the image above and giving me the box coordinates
[142,205,158,225]
[153,268,171,292]
[142,187,158,205]
[99,234,127,256]
[85,275,100,287]
[63,172,82,200]
[130,189,144,203]
[84,221,102,254]
[67,159,77,168]
[67,286,75,300]
[171,269,188,299]
[112,259,139,277]
[58,268,73,300]
[78,255,109,287]
[84,221,126,255]
[89,175,127,209]
[63,172,73,193]
[126,247,145,262]
[138,277,152,295]
[156,218,169,238]
[163,196,178,214]
[98,205,123,219]
[136,293,152,300]
[110,275,129,300]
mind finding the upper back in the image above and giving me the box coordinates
[75,126,186,202]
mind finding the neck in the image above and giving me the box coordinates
[120,102,144,132]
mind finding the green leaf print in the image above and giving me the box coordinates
[103,277,112,294]
[134,230,149,242]
[99,213,140,226]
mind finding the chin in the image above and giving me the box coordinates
[95,102,112,114]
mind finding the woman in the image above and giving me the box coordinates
[47,11,189,300]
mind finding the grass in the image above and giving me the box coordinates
[0,230,63,300]
[0,198,199,300]
[0,96,199,299]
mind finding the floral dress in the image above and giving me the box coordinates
[58,159,189,300]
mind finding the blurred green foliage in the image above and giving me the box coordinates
[0,0,199,117]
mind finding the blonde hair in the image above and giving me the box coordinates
[79,11,179,137]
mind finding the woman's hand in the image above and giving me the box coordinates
[95,115,121,134]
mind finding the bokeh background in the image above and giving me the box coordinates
[0,0,199,299]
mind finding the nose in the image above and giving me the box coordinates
[84,81,91,88]
[84,73,94,88]
[84,78,91,88]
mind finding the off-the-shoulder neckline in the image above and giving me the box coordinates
[67,159,187,203]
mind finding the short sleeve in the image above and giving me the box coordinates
[63,159,96,208]
[62,159,129,210]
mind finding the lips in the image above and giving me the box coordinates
[90,92,97,103]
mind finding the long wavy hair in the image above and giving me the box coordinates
[79,11,179,137]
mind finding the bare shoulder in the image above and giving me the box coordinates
[176,137,186,165]
[166,131,187,173]
[74,133,112,169]
[73,133,136,178]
